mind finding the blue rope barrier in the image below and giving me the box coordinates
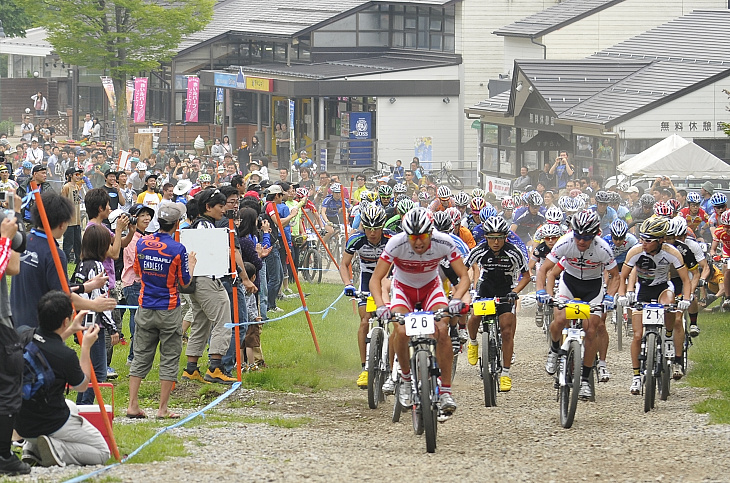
[63,382,242,483]
[224,290,346,328]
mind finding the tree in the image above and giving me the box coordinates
[0,0,34,38]
[16,0,214,149]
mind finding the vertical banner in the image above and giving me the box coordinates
[133,78,148,124]
[117,150,131,171]
[288,99,295,160]
[126,80,134,117]
[348,112,372,167]
[185,76,200,123]
[100,76,116,110]
[214,88,224,125]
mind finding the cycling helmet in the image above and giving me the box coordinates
[686,192,702,204]
[609,219,629,238]
[667,216,687,237]
[479,205,498,221]
[578,193,590,205]
[482,215,510,235]
[471,188,485,199]
[198,173,212,183]
[653,201,672,217]
[295,187,309,199]
[378,185,393,197]
[437,186,452,199]
[541,223,564,239]
[330,183,342,193]
[454,192,470,207]
[418,191,431,202]
[569,189,582,198]
[557,196,570,211]
[433,211,453,232]
[396,198,415,216]
[445,207,462,227]
[545,206,564,224]
[639,193,655,207]
[608,192,623,204]
[527,191,543,206]
[501,197,515,210]
[394,183,407,194]
[720,210,730,226]
[667,198,681,213]
[709,192,727,207]
[639,215,669,240]
[360,204,387,229]
[363,191,379,203]
[570,210,601,235]
[617,181,630,192]
[594,190,611,203]
[402,207,434,235]
[470,197,486,212]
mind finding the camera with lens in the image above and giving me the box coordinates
[127,215,138,226]
[0,204,26,253]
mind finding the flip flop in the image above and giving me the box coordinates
[155,412,180,420]
[125,411,147,419]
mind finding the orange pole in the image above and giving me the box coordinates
[30,182,121,462]
[349,176,354,204]
[272,203,320,353]
[229,218,243,381]
[301,209,339,270]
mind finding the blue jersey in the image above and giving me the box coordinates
[590,205,617,232]
[602,232,638,264]
[134,232,192,310]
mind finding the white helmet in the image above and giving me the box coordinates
[402,207,434,235]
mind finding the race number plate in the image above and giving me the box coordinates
[307,231,318,242]
[726,259,730,270]
[565,302,590,320]
[405,311,435,336]
[473,299,497,316]
[365,296,377,313]
[642,303,664,326]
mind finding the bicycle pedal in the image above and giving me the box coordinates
[437,411,451,423]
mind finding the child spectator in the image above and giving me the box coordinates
[243,262,265,368]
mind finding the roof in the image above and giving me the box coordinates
[617,134,730,177]
[0,28,53,57]
[493,0,625,38]
[239,51,460,80]
[177,0,459,54]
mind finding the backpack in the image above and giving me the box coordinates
[18,327,55,400]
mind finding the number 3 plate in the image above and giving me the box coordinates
[365,296,377,313]
[565,302,590,319]
[643,303,664,326]
[405,311,435,336]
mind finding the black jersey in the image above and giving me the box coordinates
[466,241,527,296]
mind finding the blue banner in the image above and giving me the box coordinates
[348,112,372,167]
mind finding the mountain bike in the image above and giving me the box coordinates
[391,308,448,453]
[427,161,463,190]
[549,300,601,429]
[298,229,322,283]
[354,291,391,410]
[473,294,517,407]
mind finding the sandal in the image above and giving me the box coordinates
[126,411,147,419]
[155,412,181,420]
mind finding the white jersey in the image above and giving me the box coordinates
[547,232,616,280]
[684,237,705,264]
[380,230,461,288]
[624,244,684,286]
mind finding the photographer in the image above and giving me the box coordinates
[549,150,575,191]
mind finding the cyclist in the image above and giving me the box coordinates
[445,207,476,249]
[591,191,618,232]
[384,198,415,233]
[609,191,633,224]
[472,205,498,245]
[467,197,487,231]
[653,201,673,219]
[629,194,656,233]
[604,219,638,272]
[465,216,530,392]
[707,192,727,229]
[341,205,393,389]
[350,190,375,231]
[500,197,515,225]
[710,210,730,311]
[377,185,395,216]
[510,191,545,248]
[528,223,564,328]
[321,183,350,225]
[428,186,456,212]
[454,191,471,225]
[369,207,471,416]
[536,210,620,399]
[679,192,709,240]
[617,216,692,394]
[666,216,708,339]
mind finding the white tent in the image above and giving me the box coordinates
[617,134,730,178]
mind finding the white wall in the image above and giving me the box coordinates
[503,37,545,72]
[353,65,458,81]
[376,96,460,167]
[616,79,730,139]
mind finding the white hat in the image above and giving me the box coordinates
[625,186,639,194]
[136,162,148,171]
[268,184,283,194]
[173,179,193,196]
[108,209,127,230]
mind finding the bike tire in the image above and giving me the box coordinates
[451,352,458,382]
[560,340,581,429]
[417,351,437,453]
[588,357,597,403]
[447,173,464,191]
[367,328,384,410]
[644,332,657,413]
[392,380,403,423]
[481,330,497,407]
[412,372,424,436]
[659,342,670,402]
[299,249,313,282]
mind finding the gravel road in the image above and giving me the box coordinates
[20,313,730,482]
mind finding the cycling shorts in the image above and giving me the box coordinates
[637,281,671,303]
[391,277,448,313]
[476,285,515,316]
[557,272,604,309]
[358,272,372,307]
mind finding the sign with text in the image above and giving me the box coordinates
[483,175,512,199]
[185,76,200,123]
[246,77,273,92]
[133,78,148,124]
[100,76,116,110]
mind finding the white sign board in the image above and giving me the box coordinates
[179,227,230,277]
[482,175,512,200]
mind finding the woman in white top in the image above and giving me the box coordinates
[210,138,225,161]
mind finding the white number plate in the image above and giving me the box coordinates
[307,232,318,242]
[566,328,583,339]
[642,303,664,326]
[726,259,730,270]
[405,311,435,336]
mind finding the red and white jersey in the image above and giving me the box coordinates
[380,231,461,288]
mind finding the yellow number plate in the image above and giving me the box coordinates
[365,296,377,312]
[565,302,590,319]
[473,299,497,316]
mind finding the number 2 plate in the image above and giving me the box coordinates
[405,311,435,336]
[365,296,377,313]
[643,303,664,326]
[565,302,590,319]
[473,299,496,316]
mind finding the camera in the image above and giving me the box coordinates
[127,215,137,226]
[0,208,25,252]
[225,209,238,220]
[84,313,95,328]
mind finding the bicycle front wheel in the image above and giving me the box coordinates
[644,332,657,413]
[560,340,581,428]
[367,328,384,409]
[481,329,497,407]
[392,379,404,423]
[447,173,464,190]
[417,350,438,453]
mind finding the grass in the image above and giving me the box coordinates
[686,309,730,423]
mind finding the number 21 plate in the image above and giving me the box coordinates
[643,303,664,326]
[405,311,435,336]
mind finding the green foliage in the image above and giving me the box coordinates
[0,118,14,136]
[0,0,34,38]
[687,311,730,423]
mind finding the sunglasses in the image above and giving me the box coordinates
[364,226,383,231]
[408,233,431,241]
[486,235,506,241]
[543,236,560,241]
[573,233,595,242]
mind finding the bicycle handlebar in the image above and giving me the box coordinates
[626,302,679,311]
[391,309,449,324]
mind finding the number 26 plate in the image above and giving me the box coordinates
[642,303,664,326]
[405,311,435,336]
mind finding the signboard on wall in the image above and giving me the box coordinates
[414,136,433,170]
[483,175,512,200]
[348,112,372,167]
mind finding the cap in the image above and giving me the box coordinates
[32,165,47,174]
[104,169,118,178]
[485,191,497,202]
[249,170,262,178]
[158,202,186,224]
[625,186,640,194]
[0,139,9,146]
[22,161,32,170]
[244,190,260,200]
[145,173,159,182]
[248,160,260,167]
[108,209,127,229]
[702,181,714,194]
[268,184,283,194]
[136,162,147,170]
[78,150,87,155]
[217,165,225,173]
[198,173,212,183]
[130,156,140,164]
[129,203,155,218]
[173,179,193,196]
[65,167,82,177]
